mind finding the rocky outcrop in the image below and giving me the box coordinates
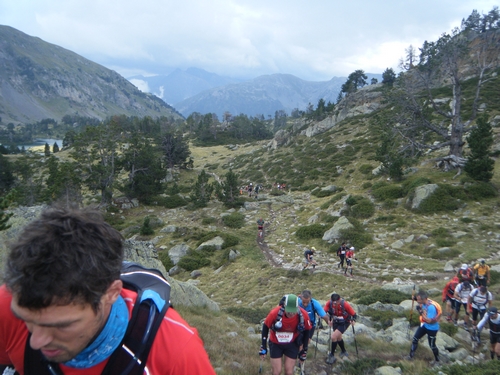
[322,216,354,242]
[300,84,385,138]
[410,184,439,209]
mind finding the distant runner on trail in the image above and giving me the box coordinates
[302,247,317,271]
[406,291,441,364]
[454,280,473,330]
[257,218,265,238]
[344,247,356,277]
[336,242,348,269]
[474,259,490,287]
[457,263,474,283]
[442,276,459,322]
[260,294,312,375]
[324,293,357,364]
[468,285,493,339]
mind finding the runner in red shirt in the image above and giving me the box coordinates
[260,294,312,375]
[324,293,357,364]
[0,207,216,375]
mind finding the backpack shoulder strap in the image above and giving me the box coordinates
[102,262,170,375]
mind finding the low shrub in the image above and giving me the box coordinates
[372,184,405,201]
[295,223,326,240]
[362,182,373,189]
[348,198,376,219]
[338,218,373,249]
[362,308,404,330]
[312,189,335,198]
[359,164,374,175]
[416,186,462,213]
[177,250,211,271]
[401,176,432,195]
[353,288,409,305]
[459,217,474,223]
[439,322,458,337]
[140,217,154,236]
[195,231,240,249]
[201,217,217,225]
[158,250,174,271]
[465,181,498,200]
[155,194,188,208]
[338,358,387,375]
[222,212,245,229]
[225,307,270,324]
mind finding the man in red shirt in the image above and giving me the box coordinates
[0,208,216,375]
[442,276,459,322]
[260,294,312,375]
[324,293,357,364]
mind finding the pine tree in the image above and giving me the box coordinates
[215,169,240,208]
[190,169,214,208]
[140,217,154,236]
[53,142,60,153]
[0,194,13,231]
[44,142,50,156]
[464,114,494,182]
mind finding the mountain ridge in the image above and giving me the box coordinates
[0,25,183,125]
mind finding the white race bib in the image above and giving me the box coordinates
[275,331,294,343]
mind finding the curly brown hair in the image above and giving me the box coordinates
[4,207,123,312]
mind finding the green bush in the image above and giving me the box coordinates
[338,218,373,249]
[158,250,174,271]
[401,176,432,195]
[490,270,500,285]
[222,212,245,229]
[353,288,409,305]
[348,198,375,219]
[155,194,187,208]
[195,231,240,249]
[416,185,462,213]
[359,164,374,175]
[339,358,387,375]
[177,250,211,271]
[201,217,217,225]
[225,307,270,324]
[362,182,373,189]
[459,217,474,223]
[295,224,326,240]
[465,181,498,200]
[439,321,458,337]
[362,308,404,330]
[140,217,154,236]
[312,189,335,198]
[421,360,500,375]
[372,184,405,201]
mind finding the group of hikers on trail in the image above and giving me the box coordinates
[439,259,500,360]
[259,290,357,375]
[258,259,499,374]
[300,242,357,276]
[242,182,261,198]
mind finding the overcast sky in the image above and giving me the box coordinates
[0,0,497,82]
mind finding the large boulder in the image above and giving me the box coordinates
[410,184,438,210]
[168,243,190,265]
[322,216,354,242]
[196,236,224,250]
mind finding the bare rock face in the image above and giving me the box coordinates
[410,184,439,209]
[322,216,354,242]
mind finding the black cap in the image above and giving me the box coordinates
[489,307,498,314]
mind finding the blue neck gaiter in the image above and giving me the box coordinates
[63,295,129,368]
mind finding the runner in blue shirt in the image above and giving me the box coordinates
[407,290,441,364]
[299,290,329,342]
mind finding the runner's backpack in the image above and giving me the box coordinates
[22,261,171,375]
[326,299,353,321]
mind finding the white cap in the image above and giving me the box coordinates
[350,247,355,250]
[461,264,468,270]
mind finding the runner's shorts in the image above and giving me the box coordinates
[269,340,300,359]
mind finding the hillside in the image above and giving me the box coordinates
[0,25,183,125]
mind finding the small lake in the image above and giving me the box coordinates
[18,138,63,150]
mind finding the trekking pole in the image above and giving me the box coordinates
[471,327,477,364]
[259,358,263,374]
[300,361,305,375]
[351,324,359,358]
[407,284,416,339]
[314,319,320,359]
